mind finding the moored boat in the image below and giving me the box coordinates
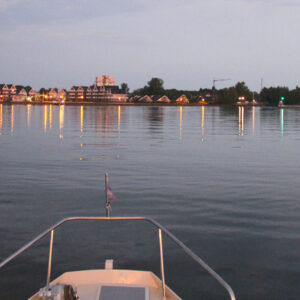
[0,175,236,300]
[0,217,236,300]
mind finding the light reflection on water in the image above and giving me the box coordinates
[0,105,300,299]
[27,104,31,128]
[59,105,64,139]
[252,106,255,134]
[281,108,285,137]
[10,105,14,134]
[0,104,2,135]
[44,105,47,132]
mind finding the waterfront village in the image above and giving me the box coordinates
[1,75,299,106]
[0,75,214,105]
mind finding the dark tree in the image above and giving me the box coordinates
[121,83,129,94]
[288,86,300,105]
[234,82,251,100]
[260,87,289,105]
[133,78,165,96]
[217,81,252,104]
[39,88,47,94]
[147,78,165,95]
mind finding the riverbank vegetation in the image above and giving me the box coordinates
[132,78,300,105]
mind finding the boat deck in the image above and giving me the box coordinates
[1,216,236,300]
[30,269,181,300]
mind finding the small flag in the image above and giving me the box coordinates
[107,185,116,204]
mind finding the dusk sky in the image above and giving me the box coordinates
[0,0,299,91]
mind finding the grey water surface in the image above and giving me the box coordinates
[0,104,300,299]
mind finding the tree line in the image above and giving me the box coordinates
[126,78,300,105]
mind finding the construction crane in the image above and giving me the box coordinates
[212,78,231,89]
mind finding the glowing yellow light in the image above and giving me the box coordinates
[27,104,31,128]
[118,105,121,132]
[59,105,64,139]
[252,106,255,133]
[44,105,48,132]
[80,105,84,133]
[238,107,241,134]
[238,106,244,136]
[242,106,244,133]
[0,104,2,135]
[49,104,52,129]
[79,157,83,161]
[180,106,183,139]
[202,106,205,129]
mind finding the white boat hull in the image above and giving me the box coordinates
[30,269,181,300]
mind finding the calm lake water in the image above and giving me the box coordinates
[1,104,300,299]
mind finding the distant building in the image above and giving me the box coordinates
[128,95,140,103]
[49,88,58,100]
[25,87,37,100]
[0,84,36,101]
[0,84,16,101]
[138,95,153,103]
[58,89,67,101]
[156,95,171,103]
[197,94,217,104]
[46,88,66,101]
[12,86,27,102]
[176,95,189,104]
[68,86,77,101]
[68,75,128,102]
[96,75,114,87]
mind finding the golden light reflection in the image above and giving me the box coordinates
[27,104,31,128]
[49,104,52,129]
[0,104,2,135]
[179,106,183,139]
[238,106,244,136]
[11,105,14,134]
[44,105,48,132]
[59,105,64,139]
[80,105,84,133]
[252,106,255,133]
[118,105,121,132]
[201,106,205,141]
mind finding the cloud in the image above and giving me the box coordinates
[0,0,193,30]
[242,0,300,6]
[0,0,31,12]
[0,0,145,29]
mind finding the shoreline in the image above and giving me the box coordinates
[0,101,267,107]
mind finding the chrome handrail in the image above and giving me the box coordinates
[0,217,236,300]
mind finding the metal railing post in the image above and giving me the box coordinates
[0,217,236,300]
[46,230,54,288]
[158,228,166,299]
